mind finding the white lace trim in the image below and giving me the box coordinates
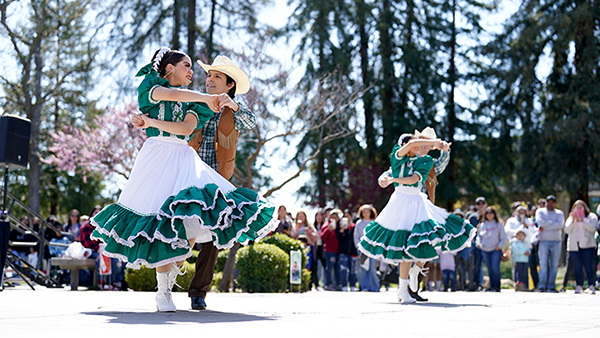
[358,219,476,264]
[149,84,162,105]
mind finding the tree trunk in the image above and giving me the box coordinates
[378,0,395,152]
[218,242,240,292]
[28,25,44,214]
[187,0,196,58]
[172,0,181,50]
[207,0,217,60]
[446,0,457,211]
[357,0,374,160]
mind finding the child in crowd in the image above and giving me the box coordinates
[510,228,531,291]
[437,248,457,291]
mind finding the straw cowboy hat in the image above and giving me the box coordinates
[197,55,250,94]
[414,126,437,140]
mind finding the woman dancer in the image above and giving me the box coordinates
[91,47,276,311]
[358,134,475,303]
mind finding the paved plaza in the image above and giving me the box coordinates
[2,284,599,337]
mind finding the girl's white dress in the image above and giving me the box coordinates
[358,145,476,264]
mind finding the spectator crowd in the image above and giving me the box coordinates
[8,195,600,295]
[270,194,600,295]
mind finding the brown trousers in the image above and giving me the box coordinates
[187,241,219,299]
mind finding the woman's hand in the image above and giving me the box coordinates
[216,93,239,112]
[205,94,223,112]
[131,113,151,128]
[379,176,393,188]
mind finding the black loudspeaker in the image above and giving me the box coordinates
[0,115,31,170]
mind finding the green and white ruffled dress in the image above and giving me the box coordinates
[358,144,476,264]
[90,64,276,268]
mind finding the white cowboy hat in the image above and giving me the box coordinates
[197,55,250,94]
[414,126,437,140]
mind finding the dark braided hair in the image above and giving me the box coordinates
[151,49,188,78]
[399,133,414,146]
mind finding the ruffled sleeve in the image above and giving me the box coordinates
[187,102,215,129]
[137,76,170,113]
[413,155,434,183]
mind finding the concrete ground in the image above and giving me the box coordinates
[1,283,599,338]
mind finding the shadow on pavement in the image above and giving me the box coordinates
[82,310,274,325]
[381,302,490,308]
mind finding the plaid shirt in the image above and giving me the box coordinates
[79,221,100,252]
[197,101,256,171]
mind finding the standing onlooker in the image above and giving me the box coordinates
[337,211,357,291]
[535,194,565,293]
[510,228,531,291]
[293,210,310,239]
[564,200,599,294]
[354,204,380,292]
[468,196,487,291]
[438,248,457,292]
[312,210,326,289]
[321,209,341,291]
[529,202,543,290]
[505,205,535,240]
[476,206,507,292]
[453,209,472,291]
[65,209,82,241]
[274,205,293,235]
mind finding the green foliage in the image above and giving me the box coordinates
[500,260,512,280]
[211,271,223,291]
[125,262,195,292]
[259,233,311,291]
[125,266,156,292]
[236,243,289,293]
[214,249,230,273]
[186,250,199,264]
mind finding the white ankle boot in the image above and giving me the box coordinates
[156,270,176,312]
[397,278,416,303]
[409,265,421,292]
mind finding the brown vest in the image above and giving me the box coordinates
[188,107,239,180]
[425,166,437,203]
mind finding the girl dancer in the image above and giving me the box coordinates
[358,134,475,303]
[91,48,276,311]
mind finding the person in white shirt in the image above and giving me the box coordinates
[564,200,599,294]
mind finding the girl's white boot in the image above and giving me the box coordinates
[398,278,416,303]
[155,270,176,312]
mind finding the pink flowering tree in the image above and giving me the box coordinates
[43,103,147,181]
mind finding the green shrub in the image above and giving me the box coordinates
[126,265,157,291]
[259,233,311,291]
[186,250,199,264]
[211,271,223,291]
[236,243,289,293]
[125,262,196,292]
[500,260,512,279]
[214,249,230,273]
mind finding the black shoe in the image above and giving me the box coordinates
[548,289,558,293]
[409,288,428,302]
[191,297,207,310]
[538,288,547,293]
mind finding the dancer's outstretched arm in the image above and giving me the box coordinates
[132,113,198,136]
[396,138,443,158]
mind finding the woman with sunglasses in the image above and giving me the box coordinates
[475,206,507,292]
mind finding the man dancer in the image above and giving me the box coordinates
[378,126,451,301]
[187,55,256,310]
